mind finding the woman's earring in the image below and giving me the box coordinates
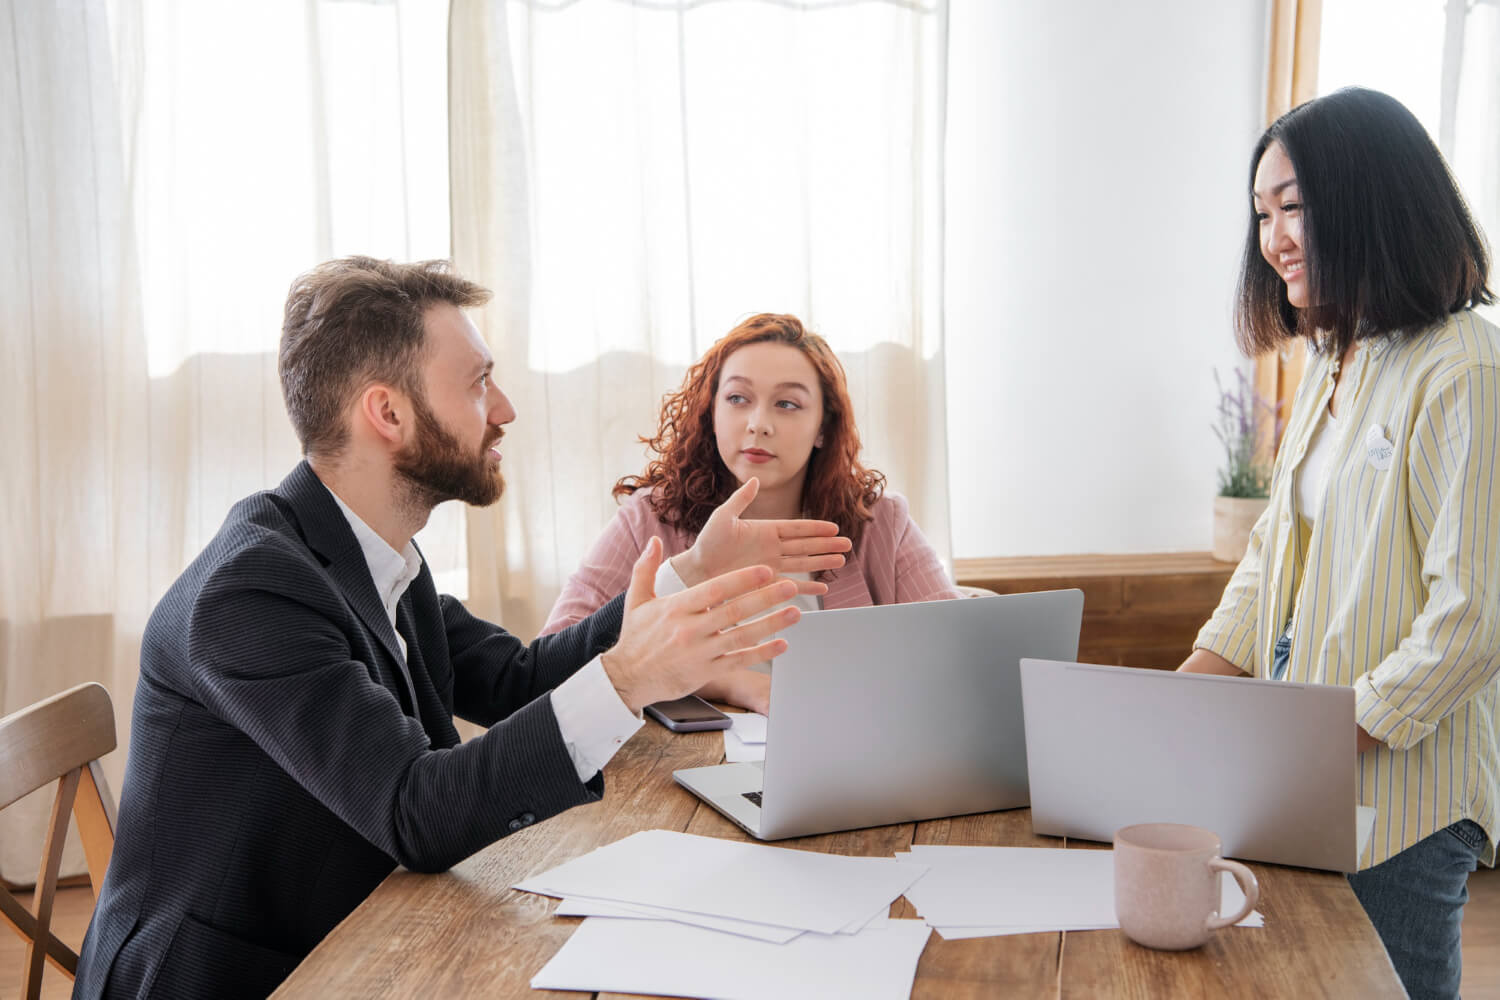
[814,435,824,448]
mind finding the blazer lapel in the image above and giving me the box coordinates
[395,598,460,749]
[275,462,419,714]
[821,548,872,610]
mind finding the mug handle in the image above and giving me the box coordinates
[1205,857,1259,930]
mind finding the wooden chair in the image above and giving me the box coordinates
[0,683,117,1000]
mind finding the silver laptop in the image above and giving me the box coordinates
[1020,659,1360,872]
[673,590,1084,840]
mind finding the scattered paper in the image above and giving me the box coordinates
[936,923,1112,940]
[896,845,1262,938]
[516,829,927,936]
[553,896,803,943]
[724,726,766,763]
[838,896,893,934]
[730,713,768,743]
[531,916,931,1000]
[554,888,887,940]
[898,846,1116,926]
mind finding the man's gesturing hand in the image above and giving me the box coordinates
[672,478,852,595]
[601,536,804,714]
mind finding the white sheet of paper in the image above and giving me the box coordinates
[1357,805,1377,863]
[724,726,766,763]
[1217,870,1263,927]
[515,829,927,935]
[730,712,768,743]
[553,896,803,943]
[898,846,1118,926]
[936,923,1113,939]
[838,896,893,934]
[558,878,888,939]
[937,874,1260,935]
[896,846,1262,931]
[531,917,931,1000]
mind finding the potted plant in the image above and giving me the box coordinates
[1211,369,1279,562]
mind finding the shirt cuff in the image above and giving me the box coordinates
[657,555,688,597]
[1354,673,1436,751]
[550,657,644,782]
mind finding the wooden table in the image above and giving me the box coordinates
[273,720,1402,999]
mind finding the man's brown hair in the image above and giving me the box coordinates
[279,256,492,458]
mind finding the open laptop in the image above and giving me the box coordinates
[1019,659,1362,872]
[673,590,1084,840]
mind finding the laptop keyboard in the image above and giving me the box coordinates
[742,791,763,808]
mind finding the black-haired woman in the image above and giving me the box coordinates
[1183,87,1498,999]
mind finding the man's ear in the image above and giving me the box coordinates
[354,383,408,449]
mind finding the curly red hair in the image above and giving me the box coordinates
[614,314,886,547]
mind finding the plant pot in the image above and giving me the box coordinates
[1212,496,1269,563]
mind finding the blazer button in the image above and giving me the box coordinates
[508,818,523,832]
[522,812,536,825]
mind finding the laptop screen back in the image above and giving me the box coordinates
[756,590,1084,839]
[1020,660,1358,872]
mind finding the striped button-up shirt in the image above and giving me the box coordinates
[1196,308,1500,868]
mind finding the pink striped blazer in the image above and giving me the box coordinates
[541,489,960,635]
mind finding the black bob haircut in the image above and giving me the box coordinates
[1235,87,1493,358]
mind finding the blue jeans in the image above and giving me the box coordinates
[1348,819,1485,999]
[1271,629,1291,680]
[1273,629,1486,997]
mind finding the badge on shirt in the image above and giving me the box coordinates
[1365,423,1395,470]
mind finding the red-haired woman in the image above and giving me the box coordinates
[541,313,959,714]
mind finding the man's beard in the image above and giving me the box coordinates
[393,393,504,509]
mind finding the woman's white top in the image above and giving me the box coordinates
[1295,410,1338,524]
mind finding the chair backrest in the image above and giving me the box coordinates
[0,683,117,1000]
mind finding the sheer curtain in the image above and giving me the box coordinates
[1253,0,1322,444]
[1,0,149,886]
[2,0,949,881]
[1444,0,1500,328]
[0,0,453,884]
[1319,0,1499,325]
[449,0,952,638]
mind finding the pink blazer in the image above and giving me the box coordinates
[541,489,960,635]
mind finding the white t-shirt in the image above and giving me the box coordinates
[1296,410,1339,524]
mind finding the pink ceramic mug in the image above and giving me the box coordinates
[1113,823,1260,950]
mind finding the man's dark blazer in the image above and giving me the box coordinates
[74,461,625,999]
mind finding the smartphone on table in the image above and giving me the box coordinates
[644,695,732,732]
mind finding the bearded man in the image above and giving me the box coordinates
[74,257,849,999]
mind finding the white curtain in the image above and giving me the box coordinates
[0,0,453,884]
[1319,0,1500,326]
[1,0,149,888]
[449,0,952,638]
[1444,0,1500,328]
[1,0,950,882]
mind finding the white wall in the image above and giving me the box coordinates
[945,0,1267,558]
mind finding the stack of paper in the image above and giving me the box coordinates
[724,712,767,763]
[517,830,932,999]
[895,845,1263,940]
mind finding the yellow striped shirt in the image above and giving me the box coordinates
[1196,309,1500,869]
